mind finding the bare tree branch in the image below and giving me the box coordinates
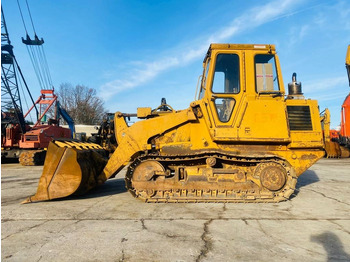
[57,83,107,125]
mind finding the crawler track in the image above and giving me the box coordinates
[19,150,46,166]
[125,152,297,203]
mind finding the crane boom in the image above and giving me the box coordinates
[2,6,25,132]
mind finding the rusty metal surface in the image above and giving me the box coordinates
[125,152,297,203]
[257,162,287,191]
[18,150,46,166]
[133,160,165,181]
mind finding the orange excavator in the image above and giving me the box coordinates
[340,46,350,147]
[323,45,350,158]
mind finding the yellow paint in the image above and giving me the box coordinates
[27,43,326,203]
[137,107,152,118]
[98,44,324,180]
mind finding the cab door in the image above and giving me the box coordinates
[205,50,245,140]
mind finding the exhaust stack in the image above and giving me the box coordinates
[288,72,303,98]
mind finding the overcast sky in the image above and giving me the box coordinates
[2,0,350,128]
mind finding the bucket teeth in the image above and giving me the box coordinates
[53,140,105,150]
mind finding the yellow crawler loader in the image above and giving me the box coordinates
[24,44,325,203]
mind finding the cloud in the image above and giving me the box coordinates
[313,92,348,102]
[100,0,304,100]
[303,76,348,109]
[100,56,180,98]
[303,76,348,93]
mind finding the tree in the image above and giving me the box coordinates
[57,83,107,125]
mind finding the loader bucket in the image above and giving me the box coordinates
[22,140,108,203]
[324,141,341,158]
[340,145,350,158]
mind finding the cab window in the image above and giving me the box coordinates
[214,98,235,123]
[255,54,279,92]
[212,54,240,94]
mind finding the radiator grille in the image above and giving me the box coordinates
[25,135,39,141]
[287,106,313,131]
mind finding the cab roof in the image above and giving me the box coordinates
[204,43,276,62]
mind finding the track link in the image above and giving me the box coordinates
[19,150,46,166]
[125,152,297,203]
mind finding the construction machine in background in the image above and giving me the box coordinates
[320,109,340,158]
[1,89,74,165]
[24,43,325,204]
[87,113,117,154]
[88,99,172,154]
[324,45,350,158]
[1,7,73,166]
[337,46,350,151]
